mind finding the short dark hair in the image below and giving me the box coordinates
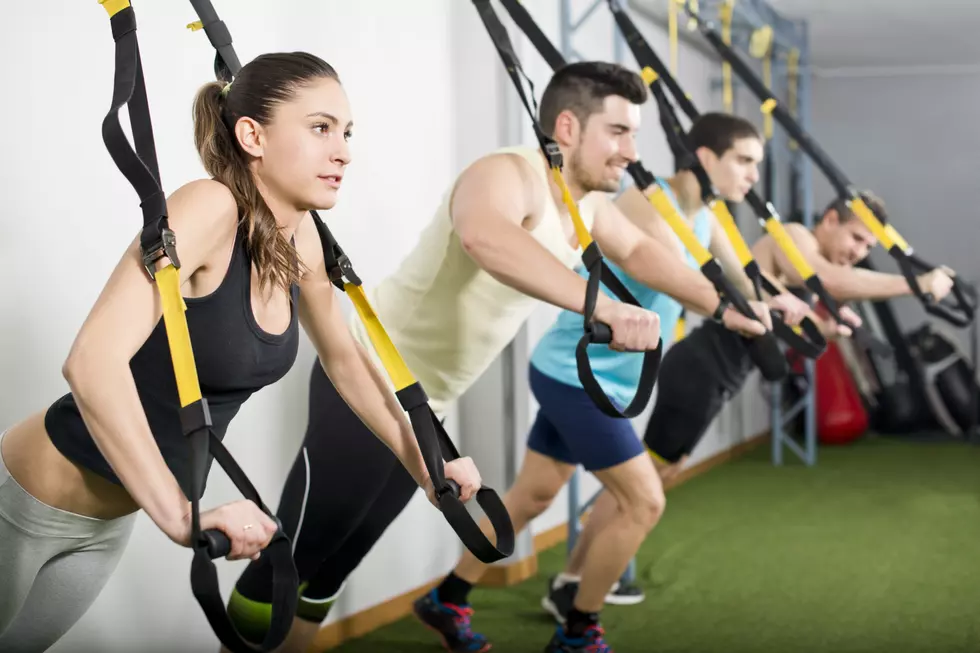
[821,191,888,225]
[538,61,648,136]
[687,112,761,156]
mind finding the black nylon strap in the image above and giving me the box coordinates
[682,1,974,328]
[499,0,790,378]
[605,0,893,353]
[188,0,513,565]
[100,3,300,650]
[475,0,662,419]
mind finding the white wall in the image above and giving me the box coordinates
[0,0,474,651]
[0,1,766,651]
[808,69,980,351]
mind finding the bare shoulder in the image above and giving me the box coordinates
[451,151,544,224]
[163,178,240,274]
[783,222,817,246]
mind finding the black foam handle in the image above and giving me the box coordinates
[588,322,613,345]
[202,529,232,559]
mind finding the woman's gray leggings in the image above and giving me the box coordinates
[0,431,136,652]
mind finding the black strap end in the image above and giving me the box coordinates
[180,399,213,438]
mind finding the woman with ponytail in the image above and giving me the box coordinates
[0,51,483,651]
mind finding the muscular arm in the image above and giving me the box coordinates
[62,179,237,541]
[596,187,723,316]
[760,223,909,301]
[294,215,428,488]
[451,153,603,315]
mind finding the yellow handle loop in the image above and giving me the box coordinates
[648,186,713,266]
[344,283,418,391]
[156,265,203,407]
[99,0,130,18]
[710,201,755,268]
[762,219,816,280]
[849,198,910,252]
[550,167,594,249]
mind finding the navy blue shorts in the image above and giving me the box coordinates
[527,364,645,472]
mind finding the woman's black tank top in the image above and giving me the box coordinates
[45,227,300,498]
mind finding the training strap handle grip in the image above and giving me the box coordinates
[100,3,299,651]
[475,0,662,418]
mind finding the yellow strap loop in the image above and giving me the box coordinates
[99,0,130,18]
[721,0,735,113]
[641,67,659,86]
[344,283,418,391]
[849,198,910,252]
[646,445,668,465]
[187,20,204,31]
[155,265,203,407]
[550,167,594,249]
[648,187,713,266]
[762,219,816,280]
[710,201,755,267]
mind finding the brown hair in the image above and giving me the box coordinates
[822,190,888,225]
[688,112,761,157]
[193,52,339,293]
[538,61,648,136]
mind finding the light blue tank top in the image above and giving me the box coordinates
[529,178,713,408]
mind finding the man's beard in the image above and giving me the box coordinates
[569,149,620,193]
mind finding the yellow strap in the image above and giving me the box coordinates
[749,25,774,59]
[648,186,713,266]
[99,0,130,18]
[343,283,418,391]
[762,218,816,280]
[669,0,679,76]
[710,200,754,268]
[788,49,799,150]
[721,1,734,113]
[849,198,910,252]
[156,265,203,407]
[641,67,659,86]
[550,167,594,249]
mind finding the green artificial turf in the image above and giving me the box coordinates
[329,436,980,652]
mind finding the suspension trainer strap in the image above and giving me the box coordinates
[473,0,662,418]
[607,0,888,355]
[187,0,514,566]
[97,2,299,651]
[682,1,975,328]
[498,0,789,380]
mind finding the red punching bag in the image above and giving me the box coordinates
[813,341,868,444]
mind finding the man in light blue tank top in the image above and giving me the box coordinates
[518,113,814,635]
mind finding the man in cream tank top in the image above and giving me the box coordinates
[226,61,772,653]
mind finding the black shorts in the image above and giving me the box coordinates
[644,321,755,463]
[228,361,418,635]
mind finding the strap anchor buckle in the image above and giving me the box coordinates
[141,227,180,280]
[327,253,362,290]
[542,140,564,170]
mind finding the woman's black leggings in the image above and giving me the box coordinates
[230,361,418,631]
